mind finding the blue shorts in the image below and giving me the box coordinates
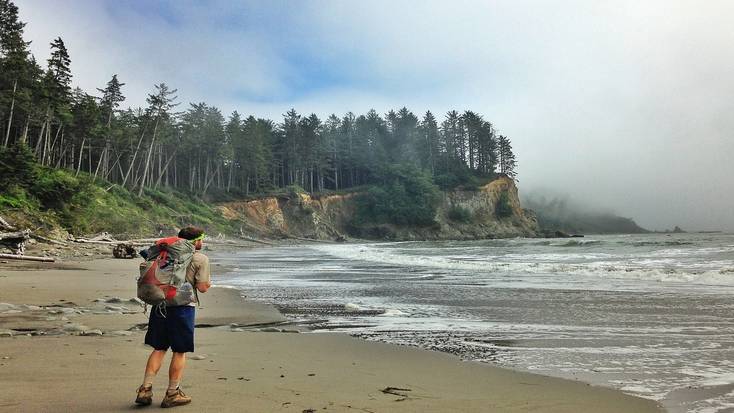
[144,306,195,353]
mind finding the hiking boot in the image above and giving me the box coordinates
[134,385,153,406]
[161,388,191,408]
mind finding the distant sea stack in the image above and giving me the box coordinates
[521,195,649,235]
[218,176,539,241]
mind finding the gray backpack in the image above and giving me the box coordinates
[137,237,197,307]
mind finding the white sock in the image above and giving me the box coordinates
[167,380,180,392]
[142,373,155,388]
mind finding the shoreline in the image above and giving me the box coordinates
[0,256,663,412]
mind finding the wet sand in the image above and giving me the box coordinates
[0,258,663,412]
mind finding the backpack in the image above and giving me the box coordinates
[137,236,197,307]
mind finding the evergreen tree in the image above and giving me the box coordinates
[68,89,102,175]
[277,109,301,187]
[134,83,178,195]
[46,37,72,101]
[462,110,483,170]
[339,112,357,187]
[0,0,32,147]
[497,135,517,178]
[418,111,440,174]
[439,110,461,173]
[95,74,125,178]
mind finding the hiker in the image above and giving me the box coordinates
[135,226,211,408]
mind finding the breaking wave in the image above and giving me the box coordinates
[311,243,734,286]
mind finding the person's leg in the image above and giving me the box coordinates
[143,349,167,386]
[161,307,194,407]
[161,352,192,407]
[167,352,186,391]
[136,350,166,405]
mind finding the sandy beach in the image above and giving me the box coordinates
[0,256,663,412]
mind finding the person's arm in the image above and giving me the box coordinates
[193,253,212,293]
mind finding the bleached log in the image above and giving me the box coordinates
[0,230,30,241]
[73,239,148,247]
[0,215,16,231]
[0,230,30,255]
[30,234,68,246]
[0,253,55,262]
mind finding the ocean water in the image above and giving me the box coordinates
[215,233,734,413]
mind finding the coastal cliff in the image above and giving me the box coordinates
[218,176,539,241]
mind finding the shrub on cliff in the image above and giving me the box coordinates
[285,184,306,197]
[447,205,472,223]
[495,190,513,218]
[433,167,485,191]
[356,164,441,226]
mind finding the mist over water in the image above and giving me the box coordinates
[217,233,734,413]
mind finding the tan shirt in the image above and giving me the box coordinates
[185,252,210,304]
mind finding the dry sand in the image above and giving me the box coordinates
[0,257,663,412]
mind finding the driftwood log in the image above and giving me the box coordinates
[0,230,31,255]
[0,215,16,231]
[0,253,54,262]
[30,233,67,246]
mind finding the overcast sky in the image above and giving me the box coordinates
[17,0,734,231]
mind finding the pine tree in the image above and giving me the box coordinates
[32,37,73,166]
[418,111,439,175]
[497,135,517,178]
[278,109,301,187]
[69,89,102,176]
[462,110,483,171]
[394,107,419,165]
[339,112,356,187]
[324,114,341,190]
[135,83,178,195]
[478,120,497,175]
[0,0,32,147]
[46,37,72,101]
[298,113,323,192]
[440,110,461,173]
[95,74,125,178]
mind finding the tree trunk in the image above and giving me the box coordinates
[154,149,177,189]
[201,163,218,196]
[75,137,86,176]
[88,140,92,174]
[227,163,233,192]
[93,146,106,178]
[48,125,62,165]
[35,118,47,157]
[19,115,29,144]
[105,150,124,182]
[3,80,17,147]
[42,122,51,166]
[121,120,149,188]
[138,128,156,194]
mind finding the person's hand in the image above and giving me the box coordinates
[195,282,210,293]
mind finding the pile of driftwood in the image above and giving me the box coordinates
[0,216,55,262]
[112,243,138,259]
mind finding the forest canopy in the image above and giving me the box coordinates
[0,0,517,204]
